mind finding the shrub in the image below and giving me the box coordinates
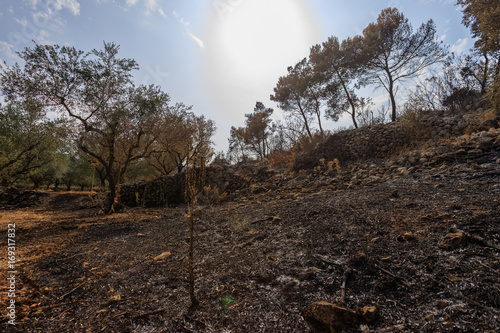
[199,185,227,206]
[399,107,432,141]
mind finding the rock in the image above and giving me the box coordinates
[457,118,469,131]
[439,232,468,250]
[357,305,378,323]
[304,301,358,333]
[404,232,415,241]
[351,252,368,266]
[478,118,499,131]
[153,251,172,262]
[436,300,449,309]
[398,232,415,241]
[137,233,146,237]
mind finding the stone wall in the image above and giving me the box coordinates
[294,122,414,171]
[294,109,500,171]
[119,165,251,208]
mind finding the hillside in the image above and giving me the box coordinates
[1,112,499,332]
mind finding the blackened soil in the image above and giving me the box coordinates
[1,164,499,332]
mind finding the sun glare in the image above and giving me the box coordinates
[202,0,321,120]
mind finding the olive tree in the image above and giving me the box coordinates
[1,42,170,212]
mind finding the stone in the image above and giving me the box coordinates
[398,232,415,241]
[304,301,358,333]
[439,232,468,250]
[357,305,378,323]
[478,118,499,131]
[457,118,469,131]
[436,300,449,309]
[404,232,415,241]
[351,252,368,266]
[153,251,172,262]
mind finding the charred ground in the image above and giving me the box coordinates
[1,126,499,332]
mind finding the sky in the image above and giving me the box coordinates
[0,0,472,152]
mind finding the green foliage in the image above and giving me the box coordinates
[0,102,65,186]
[218,294,236,313]
[60,154,94,191]
[1,42,175,212]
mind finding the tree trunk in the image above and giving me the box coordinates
[316,109,324,136]
[336,70,358,128]
[297,100,313,139]
[106,175,118,213]
[388,74,397,122]
[480,53,489,95]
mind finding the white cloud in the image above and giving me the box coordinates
[14,18,28,27]
[48,0,80,16]
[36,29,52,45]
[126,0,139,6]
[173,10,201,48]
[0,41,19,60]
[158,7,167,18]
[23,0,39,9]
[144,0,166,18]
[187,33,205,49]
[451,38,469,54]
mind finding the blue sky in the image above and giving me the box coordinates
[0,0,472,151]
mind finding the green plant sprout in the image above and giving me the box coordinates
[219,294,237,313]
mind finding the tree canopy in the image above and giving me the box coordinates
[0,42,209,212]
[0,101,65,186]
[361,8,447,121]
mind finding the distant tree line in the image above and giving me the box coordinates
[227,4,499,163]
[0,42,216,212]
